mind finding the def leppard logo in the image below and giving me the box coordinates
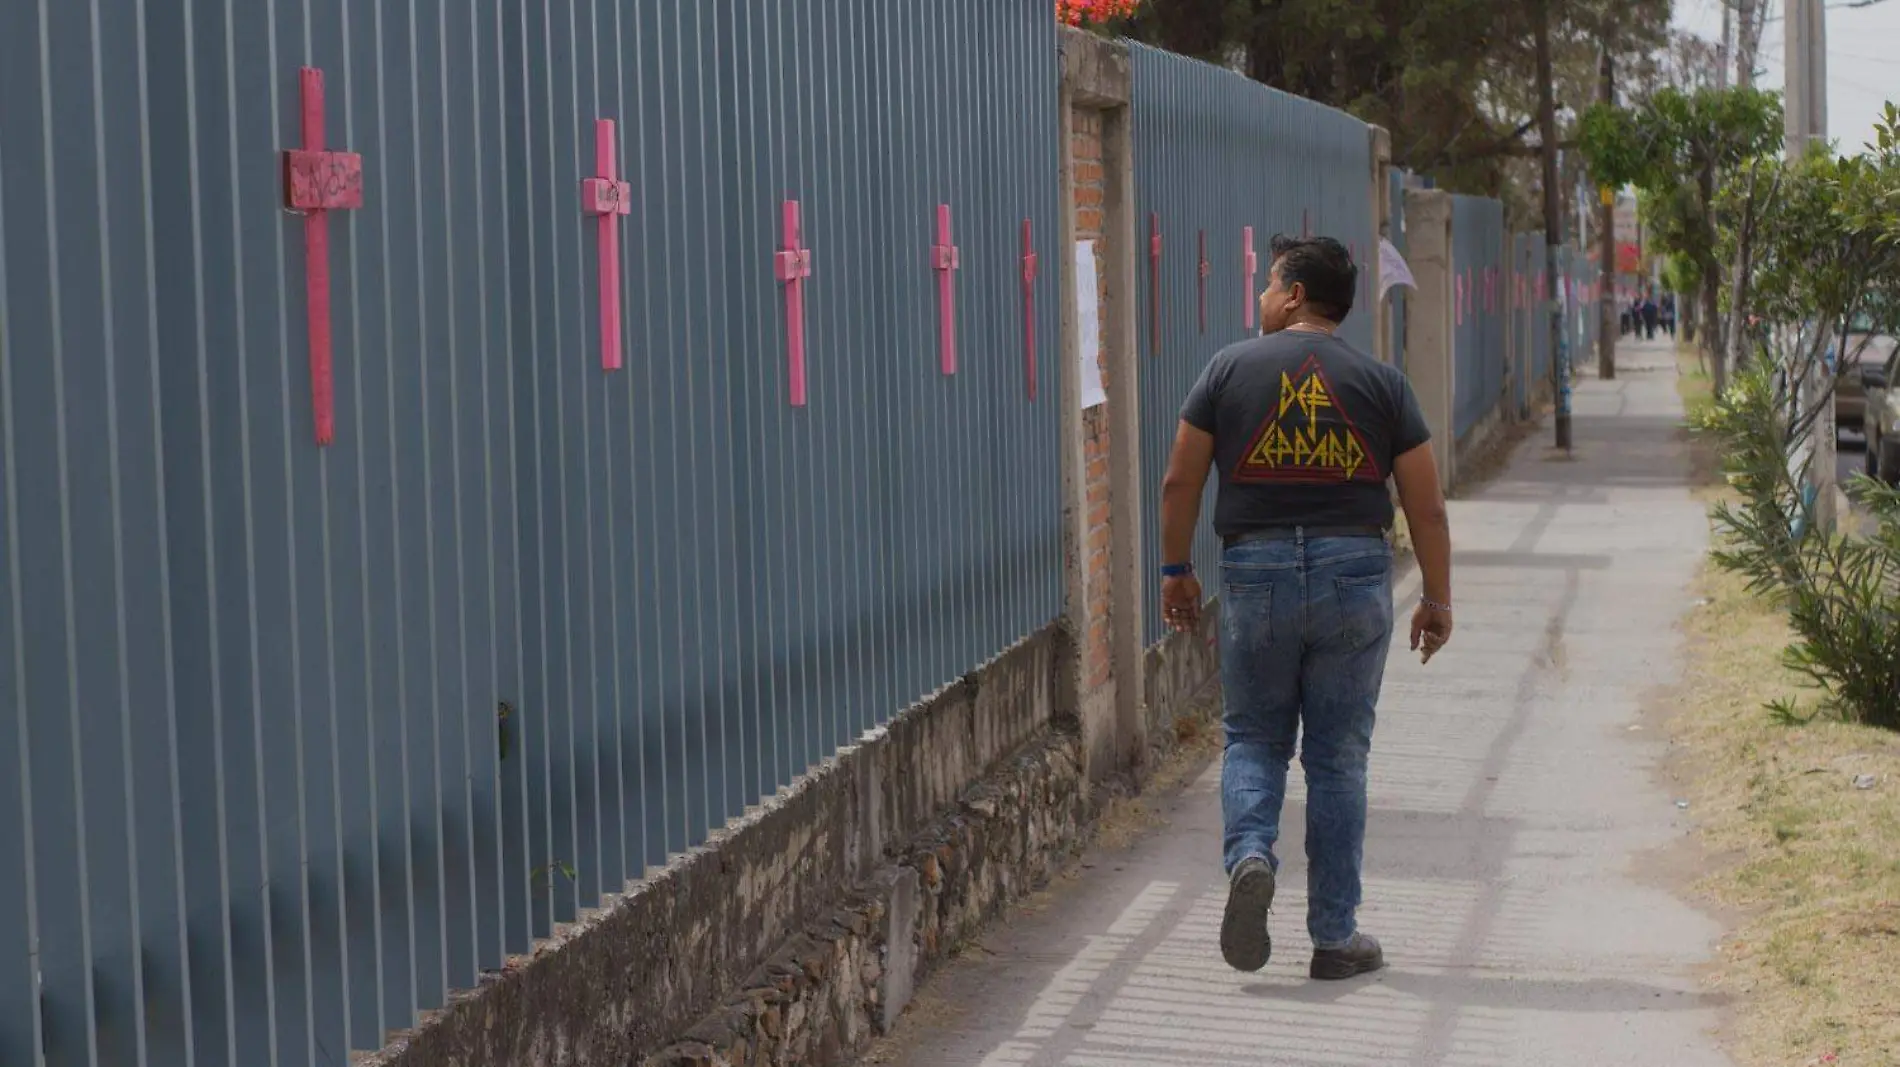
[1235,355,1382,484]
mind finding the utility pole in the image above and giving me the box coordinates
[1535,0,1571,450]
[1786,0,1834,528]
[1598,35,1617,381]
[1718,0,1731,91]
[1785,0,1827,159]
[1737,0,1762,89]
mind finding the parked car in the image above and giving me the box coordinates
[1838,317,1897,441]
[1863,350,1900,486]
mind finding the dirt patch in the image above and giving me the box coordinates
[1097,707,1223,850]
[1659,561,1900,1067]
[1673,343,1726,493]
[1454,413,1547,496]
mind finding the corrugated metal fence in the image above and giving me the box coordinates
[1451,195,1506,440]
[1129,43,1375,645]
[1564,245,1599,365]
[0,2,1060,1065]
[1515,231,1550,417]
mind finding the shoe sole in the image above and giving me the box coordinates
[1309,951,1385,981]
[1219,864,1275,972]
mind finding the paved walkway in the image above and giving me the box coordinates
[872,337,1732,1067]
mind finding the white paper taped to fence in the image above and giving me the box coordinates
[1378,238,1415,301]
[1076,240,1107,409]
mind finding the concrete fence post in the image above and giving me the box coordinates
[1369,126,1392,365]
[1404,188,1457,491]
[1058,28,1143,783]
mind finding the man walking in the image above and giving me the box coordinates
[1157,235,1454,980]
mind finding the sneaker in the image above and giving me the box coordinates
[1310,932,1384,981]
[1219,857,1275,972]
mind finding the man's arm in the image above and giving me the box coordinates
[1161,420,1215,564]
[1158,420,1215,631]
[1391,442,1453,661]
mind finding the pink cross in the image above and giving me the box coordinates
[1021,219,1038,401]
[1197,229,1209,334]
[774,200,813,407]
[283,66,364,446]
[1148,213,1162,357]
[580,120,631,372]
[1242,226,1257,330]
[932,204,960,376]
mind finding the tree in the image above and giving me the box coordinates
[1107,0,1670,206]
[1577,85,1782,394]
[1695,110,1900,728]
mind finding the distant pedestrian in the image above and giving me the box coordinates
[1158,235,1454,982]
[1641,295,1659,340]
[1660,293,1677,338]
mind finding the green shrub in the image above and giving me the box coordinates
[1700,365,1900,726]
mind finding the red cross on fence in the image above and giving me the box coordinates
[1197,229,1210,334]
[775,200,813,407]
[1243,226,1257,330]
[1148,213,1162,357]
[1021,218,1038,401]
[932,204,960,376]
[283,66,364,446]
[580,119,631,372]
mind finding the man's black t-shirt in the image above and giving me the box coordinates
[1179,329,1431,539]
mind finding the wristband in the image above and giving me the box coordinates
[1160,562,1194,578]
[1420,596,1452,613]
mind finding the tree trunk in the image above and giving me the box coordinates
[1703,275,1725,395]
[1535,0,1570,448]
[1597,38,1617,380]
[1727,185,1758,372]
[1699,161,1724,395]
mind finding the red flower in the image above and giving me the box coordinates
[1057,0,1139,26]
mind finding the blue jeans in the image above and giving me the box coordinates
[1218,532,1393,950]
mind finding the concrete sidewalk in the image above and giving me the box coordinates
[869,337,1732,1067]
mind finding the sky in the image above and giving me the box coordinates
[1672,0,1900,154]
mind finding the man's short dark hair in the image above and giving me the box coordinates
[1270,234,1357,323]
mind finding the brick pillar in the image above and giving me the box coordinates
[1074,114,1115,707]
[1059,30,1142,782]
[1403,188,1457,490]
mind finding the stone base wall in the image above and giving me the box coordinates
[360,625,1074,1067]
[1142,602,1222,764]
[642,733,1092,1067]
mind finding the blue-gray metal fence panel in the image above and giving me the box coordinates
[1129,43,1375,646]
[1512,232,1530,416]
[1450,195,1505,439]
[1516,230,1553,409]
[0,2,1062,1064]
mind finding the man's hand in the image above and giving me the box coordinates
[1410,602,1453,664]
[1162,574,1203,633]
